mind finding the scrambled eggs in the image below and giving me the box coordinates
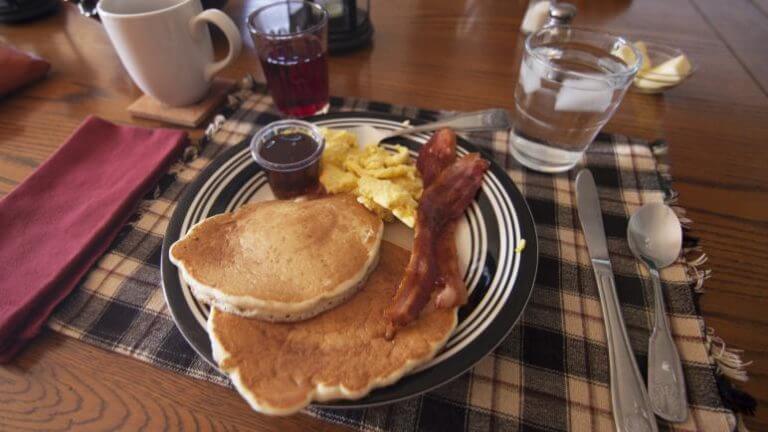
[319,128,422,228]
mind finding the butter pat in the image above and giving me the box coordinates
[634,41,652,74]
[613,45,638,68]
[634,54,692,90]
[642,55,692,83]
[612,41,650,73]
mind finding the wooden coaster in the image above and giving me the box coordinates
[127,78,236,127]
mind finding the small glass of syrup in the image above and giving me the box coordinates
[250,119,325,199]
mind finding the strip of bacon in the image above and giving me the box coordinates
[416,129,468,309]
[416,129,467,308]
[417,128,457,186]
[434,222,466,308]
[386,153,489,334]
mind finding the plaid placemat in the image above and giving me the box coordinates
[47,84,738,431]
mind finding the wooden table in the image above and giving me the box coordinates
[1,0,767,430]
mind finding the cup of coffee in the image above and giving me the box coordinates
[97,0,242,107]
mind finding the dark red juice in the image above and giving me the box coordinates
[260,37,329,118]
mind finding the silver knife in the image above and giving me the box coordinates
[576,169,658,432]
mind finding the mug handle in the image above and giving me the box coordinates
[189,10,243,82]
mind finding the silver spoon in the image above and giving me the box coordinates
[627,203,688,422]
[348,109,511,146]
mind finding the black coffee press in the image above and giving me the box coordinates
[0,0,59,23]
[314,0,373,54]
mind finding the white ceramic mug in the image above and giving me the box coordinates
[98,0,242,106]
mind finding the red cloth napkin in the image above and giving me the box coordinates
[0,116,186,362]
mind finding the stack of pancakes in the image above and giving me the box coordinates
[170,194,458,415]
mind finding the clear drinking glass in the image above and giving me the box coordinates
[248,1,329,118]
[510,27,641,173]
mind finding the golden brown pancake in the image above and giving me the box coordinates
[208,241,458,415]
[170,194,383,321]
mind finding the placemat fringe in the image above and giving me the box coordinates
[205,114,227,138]
[685,248,710,294]
[737,413,752,432]
[204,75,258,140]
[707,328,755,422]
[653,141,756,425]
[177,75,259,214]
[651,139,669,156]
[707,328,752,383]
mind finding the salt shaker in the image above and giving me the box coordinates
[521,1,577,34]
[545,2,577,27]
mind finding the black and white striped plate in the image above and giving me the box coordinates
[161,112,537,408]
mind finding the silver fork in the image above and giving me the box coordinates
[348,109,511,146]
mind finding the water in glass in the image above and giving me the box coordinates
[511,30,638,172]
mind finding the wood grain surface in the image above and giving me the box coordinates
[0,332,344,431]
[691,0,768,94]
[1,0,767,430]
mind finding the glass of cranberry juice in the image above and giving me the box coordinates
[248,1,329,118]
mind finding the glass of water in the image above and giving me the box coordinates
[510,27,641,172]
